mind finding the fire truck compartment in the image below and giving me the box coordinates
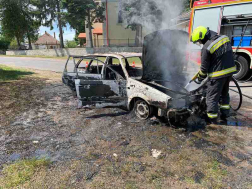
[233,36,252,46]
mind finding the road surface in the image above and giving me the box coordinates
[0,56,67,72]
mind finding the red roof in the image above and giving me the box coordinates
[93,28,103,35]
[78,33,86,39]
[78,28,103,39]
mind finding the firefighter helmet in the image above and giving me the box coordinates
[190,26,208,43]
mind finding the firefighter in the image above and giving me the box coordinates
[190,26,237,124]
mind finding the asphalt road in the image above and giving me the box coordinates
[0,56,67,72]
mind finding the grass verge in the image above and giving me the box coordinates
[0,65,34,82]
[0,158,51,188]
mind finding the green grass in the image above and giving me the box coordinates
[0,65,34,82]
[0,158,51,188]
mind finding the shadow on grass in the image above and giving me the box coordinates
[0,65,34,82]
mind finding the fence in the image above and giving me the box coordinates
[85,39,143,48]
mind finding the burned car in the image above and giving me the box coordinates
[63,30,207,125]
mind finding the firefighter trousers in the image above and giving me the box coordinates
[206,76,232,120]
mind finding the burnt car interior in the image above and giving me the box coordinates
[106,57,126,79]
[64,54,144,82]
[124,57,143,78]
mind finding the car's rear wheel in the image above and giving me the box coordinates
[134,100,153,120]
[233,55,249,80]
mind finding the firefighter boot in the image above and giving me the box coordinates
[220,104,230,121]
[206,117,218,125]
[206,113,218,125]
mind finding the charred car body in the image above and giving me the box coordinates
[62,30,207,125]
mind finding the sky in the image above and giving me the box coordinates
[39,23,76,41]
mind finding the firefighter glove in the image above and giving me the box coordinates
[195,70,207,84]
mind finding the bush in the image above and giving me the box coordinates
[65,40,78,48]
[0,38,10,50]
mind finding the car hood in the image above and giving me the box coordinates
[141,29,189,94]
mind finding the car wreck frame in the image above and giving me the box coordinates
[62,53,205,123]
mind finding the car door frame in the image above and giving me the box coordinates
[75,56,129,109]
[75,56,107,80]
[62,55,80,91]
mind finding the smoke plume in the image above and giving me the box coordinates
[119,0,199,90]
[119,0,184,33]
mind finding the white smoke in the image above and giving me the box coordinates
[119,0,200,91]
[119,0,184,34]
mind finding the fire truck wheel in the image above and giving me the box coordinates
[233,55,249,80]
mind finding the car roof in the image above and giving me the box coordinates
[69,53,142,59]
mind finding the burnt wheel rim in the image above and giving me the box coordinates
[135,101,150,120]
[234,60,241,77]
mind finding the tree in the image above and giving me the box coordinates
[62,0,105,48]
[22,0,40,49]
[0,0,26,48]
[33,0,67,48]
[0,0,40,49]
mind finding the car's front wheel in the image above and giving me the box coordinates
[134,100,153,120]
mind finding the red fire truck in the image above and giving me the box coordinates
[189,0,252,80]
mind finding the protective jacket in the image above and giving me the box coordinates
[199,31,236,79]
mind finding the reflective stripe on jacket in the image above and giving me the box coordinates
[200,31,236,79]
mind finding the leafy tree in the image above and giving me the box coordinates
[0,0,26,48]
[62,0,105,48]
[33,0,67,48]
[22,1,40,49]
[0,0,40,49]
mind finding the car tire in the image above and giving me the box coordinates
[233,55,249,80]
[134,100,153,120]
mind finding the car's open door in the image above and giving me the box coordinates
[75,64,128,109]
[62,56,84,91]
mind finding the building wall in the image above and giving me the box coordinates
[106,1,136,46]
[85,0,137,47]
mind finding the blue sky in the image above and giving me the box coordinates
[39,23,76,41]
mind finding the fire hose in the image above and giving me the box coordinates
[186,75,243,111]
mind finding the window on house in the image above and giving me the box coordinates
[118,10,123,24]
